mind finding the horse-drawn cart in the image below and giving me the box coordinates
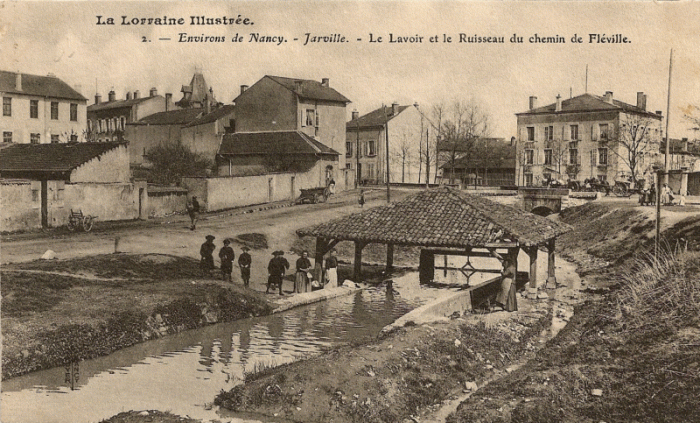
[296,187,331,204]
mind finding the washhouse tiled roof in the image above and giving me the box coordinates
[218,131,339,156]
[0,142,125,173]
[297,187,571,247]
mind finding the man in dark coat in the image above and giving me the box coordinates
[200,235,216,277]
[267,251,289,295]
[238,246,252,288]
[219,239,235,282]
[188,196,200,230]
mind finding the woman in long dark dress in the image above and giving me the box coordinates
[294,251,312,293]
[495,254,518,312]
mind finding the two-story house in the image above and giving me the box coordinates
[346,103,436,186]
[515,92,663,187]
[1,70,87,144]
[232,76,351,188]
[87,88,174,143]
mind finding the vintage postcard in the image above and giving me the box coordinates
[2,1,699,422]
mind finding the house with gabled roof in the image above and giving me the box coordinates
[181,104,235,162]
[124,108,206,165]
[515,91,663,187]
[0,142,147,230]
[347,103,436,186]
[233,75,351,189]
[1,70,88,144]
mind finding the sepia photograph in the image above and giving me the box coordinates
[1,1,700,422]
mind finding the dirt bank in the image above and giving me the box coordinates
[1,253,273,380]
[445,202,700,423]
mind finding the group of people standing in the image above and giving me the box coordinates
[199,234,340,296]
[199,235,251,287]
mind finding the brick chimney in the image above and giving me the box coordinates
[126,92,132,100]
[294,80,303,93]
[15,72,22,91]
[240,85,248,94]
[604,91,614,104]
[529,96,537,110]
[321,78,329,87]
[150,87,158,97]
[95,93,102,104]
[165,93,172,111]
[636,92,647,111]
[392,102,399,116]
[108,90,116,102]
[133,90,140,99]
[555,94,562,112]
[352,110,359,121]
[205,94,211,114]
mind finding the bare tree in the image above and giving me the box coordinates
[609,114,659,183]
[434,100,491,185]
[390,129,415,183]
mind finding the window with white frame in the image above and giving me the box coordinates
[570,124,579,140]
[2,97,11,116]
[305,109,315,127]
[598,148,608,165]
[30,133,40,144]
[544,125,553,141]
[524,173,533,187]
[30,100,39,118]
[51,134,60,143]
[367,140,376,156]
[544,149,553,165]
[51,102,59,120]
[569,148,579,165]
[70,103,78,121]
[3,131,12,143]
[525,148,534,165]
[346,142,353,157]
[527,127,535,141]
[599,123,610,140]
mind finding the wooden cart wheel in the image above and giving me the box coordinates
[613,183,626,197]
[82,216,94,232]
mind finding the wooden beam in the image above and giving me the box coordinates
[354,241,366,281]
[419,249,435,284]
[547,239,557,287]
[386,243,394,270]
[314,237,329,284]
[527,246,538,289]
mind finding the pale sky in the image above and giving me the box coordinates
[2,1,699,139]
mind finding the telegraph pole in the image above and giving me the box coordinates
[384,105,391,203]
[664,49,673,185]
[356,115,360,188]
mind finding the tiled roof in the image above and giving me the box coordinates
[266,76,351,104]
[0,70,87,102]
[88,96,160,112]
[297,187,571,247]
[517,93,661,119]
[0,142,125,173]
[346,105,411,129]
[184,105,235,127]
[218,131,339,156]
[129,108,204,125]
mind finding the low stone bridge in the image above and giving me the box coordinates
[519,187,570,216]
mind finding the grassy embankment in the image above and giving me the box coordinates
[447,202,700,422]
[1,253,273,380]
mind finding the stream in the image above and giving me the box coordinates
[1,253,582,423]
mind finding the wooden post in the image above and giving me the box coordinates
[386,243,394,270]
[419,249,435,284]
[354,241,365,281]
[314,237,328,285]
[528,246,538,289]
[547,239,557,287]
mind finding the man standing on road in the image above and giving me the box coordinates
[325,249,339,288]
[267,250,289,295]
[188,196,200,230]
[219,239,235,282]
[238,246,252,288]
[200,235,216,277]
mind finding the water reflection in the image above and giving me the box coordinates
[2,274,440,423]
